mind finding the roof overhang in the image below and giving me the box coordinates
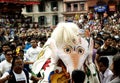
[62,11,87,15]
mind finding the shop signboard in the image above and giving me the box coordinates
[94,5,107,13]
[109,5,116,11]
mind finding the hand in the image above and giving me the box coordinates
[6,75,12,80]
[36,77,43,81]
[65,72,70,79]
[32,75,43,82]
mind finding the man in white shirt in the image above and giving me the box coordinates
[0,43,10,63]
[24,38,42,72]
[98,57,113,83]
[0,56,42,83]
[108,55,120,83]
[0,49,13,76]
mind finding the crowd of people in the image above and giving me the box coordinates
[0,11,120,83]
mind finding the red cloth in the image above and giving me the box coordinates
[0,0,40,5]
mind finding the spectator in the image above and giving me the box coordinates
[0,28,6,43]
[71,70,85,83]
[116,39,120,53]
[24,37,31,53]
[0,56,42,83]
[108,55,120,83]
[98,57,113,83]
[25,38,42,62]
[111,37,118,48]
[0,42,10,62]
[24,38,42,72]
[0,49,13,76]
[95,36,118,70]
[92,40,103,63]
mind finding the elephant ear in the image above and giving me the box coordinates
[88,37,94,63]
[32,38,58,75]
[49,38,59,62]
[85,38,100,83]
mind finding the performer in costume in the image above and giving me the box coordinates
[32,22,100,83]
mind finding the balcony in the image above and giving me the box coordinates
[64,8,86,14]
[66,8,71,12]
[73,8,78,12]
[66,8,79,12]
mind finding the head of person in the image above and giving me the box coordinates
[4,49,13,63]
[84,28,90,38]
[30,38,38,48]
[104,36,112,46]
[111,37,118,47]
[12,56,24,74]
[2,42,10,52]
[10,41,17,51]
[98,57,109,74]
[94,40,103,49]
[102,32,110,39]
[112,55,120,77]
[71,70,85,83]
[18,50,24,59]
[27,37,31,43]
[95,36,103,41]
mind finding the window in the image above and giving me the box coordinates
[38,1,45,12]
[66,3,71,12]
[51,1,58,11]
[73,4,78,11]
[38,16,46,25]
[80,4,85,10]
[26,5,33,12]
[67,3,71,8]
[52,15,58,25]
[74,4,78,8]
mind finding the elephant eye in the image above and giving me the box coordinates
[77,46,84,55]
[64,45,72,54]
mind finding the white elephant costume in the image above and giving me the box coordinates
[32,22,100,83]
